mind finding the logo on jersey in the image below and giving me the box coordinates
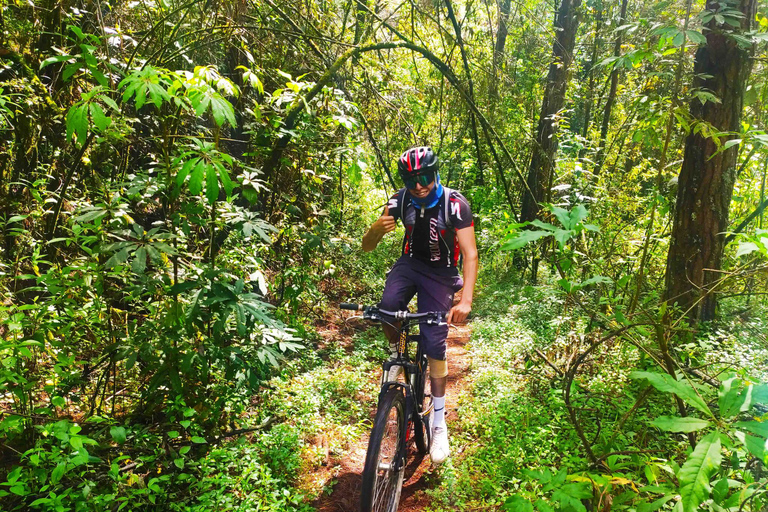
[450,199,462,221]
[429,218,440,261]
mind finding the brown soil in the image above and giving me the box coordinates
[312,319,473,512]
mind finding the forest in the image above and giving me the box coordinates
[1,0,768,510]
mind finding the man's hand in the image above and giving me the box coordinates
[371,215,396,237]
[362,213,396,252]
[447,300,471,325]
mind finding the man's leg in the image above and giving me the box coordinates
[378,260,417,360]
[416,270,463,464]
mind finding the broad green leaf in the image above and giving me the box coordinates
[753,383,768,404]
[553,229,574,248]
[577,276,613,288]
[529,219,558,232]
[686,30,707,44]
[66,104,88,145]
[188,160,206,195]
[678,431,721,512]
[177,158,199,188]
[217,163,234,196]
[501,229,551,251]
[191,436,207,444]
[630,371,712,417]
[549,205,571,229]
[502,495,533,512]
[637,494,677,512]
[742,433,767,462]
[105,247,131,269]
[101,95,119,112]
[569,204,588,228]
[62,62,82,82]
[147,82,170,109]
[131,247,147,274]
[135,83,148,110]
[718,377,752,418]
[110,426,127,444]
[651,416,710,433]
[712,477,729,504]
[210,95,236,127]
[51,462,68,484]
[40,54,74,69]
[735,421,768,438]
[205,165,219,204]
[89,103,110,132]
[552,487,588,512]
[736,242,758,257]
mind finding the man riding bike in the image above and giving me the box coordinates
[362,146,478,464]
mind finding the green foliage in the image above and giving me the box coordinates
[502,204,599,252]
[629,371,713,417]
[174,138,236,203]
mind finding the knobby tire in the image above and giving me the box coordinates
[413,355,431,455]
[359,387,406,512]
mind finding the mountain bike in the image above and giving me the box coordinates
[339,302,446,512]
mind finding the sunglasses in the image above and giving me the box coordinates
[401,172,435,189]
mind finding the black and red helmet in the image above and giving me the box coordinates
[398,146,439,177]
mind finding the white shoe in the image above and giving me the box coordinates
[430,424,450,464]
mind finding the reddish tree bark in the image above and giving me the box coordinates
[664,0,756,321]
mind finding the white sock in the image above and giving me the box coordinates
[433,395,446,429]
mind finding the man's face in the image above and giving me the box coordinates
[408,179,435,199]
[402,172,436,199]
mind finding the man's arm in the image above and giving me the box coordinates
[362,207,397,252]
[447,226,478,324]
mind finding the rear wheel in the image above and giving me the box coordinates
[360,388,406,512]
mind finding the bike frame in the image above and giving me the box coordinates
[340,303,443,473]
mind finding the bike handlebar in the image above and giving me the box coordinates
[339,303,446,323]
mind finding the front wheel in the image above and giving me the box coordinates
[413,356,432,455]
[360,387,406,512]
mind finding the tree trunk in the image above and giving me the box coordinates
[664,0,756,322]
[520,0,582,223]
[580,7,602,141]
[594,0,628,173]
[444,0,485,185]
[489,0,512,104]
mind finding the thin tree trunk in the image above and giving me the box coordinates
[664,0,757,322]
[594,0,628,174]
[520,0,582,223]
[489,0,512,104]
[444,0,485,185]
[580,8,602,141]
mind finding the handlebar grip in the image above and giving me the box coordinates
[339,302,363,311]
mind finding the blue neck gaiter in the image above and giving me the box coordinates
[410,173,443,209]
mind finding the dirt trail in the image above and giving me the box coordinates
[313,320,472,512]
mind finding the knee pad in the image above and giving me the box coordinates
[428,356,448,378]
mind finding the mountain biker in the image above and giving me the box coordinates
[362,146,478,465]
